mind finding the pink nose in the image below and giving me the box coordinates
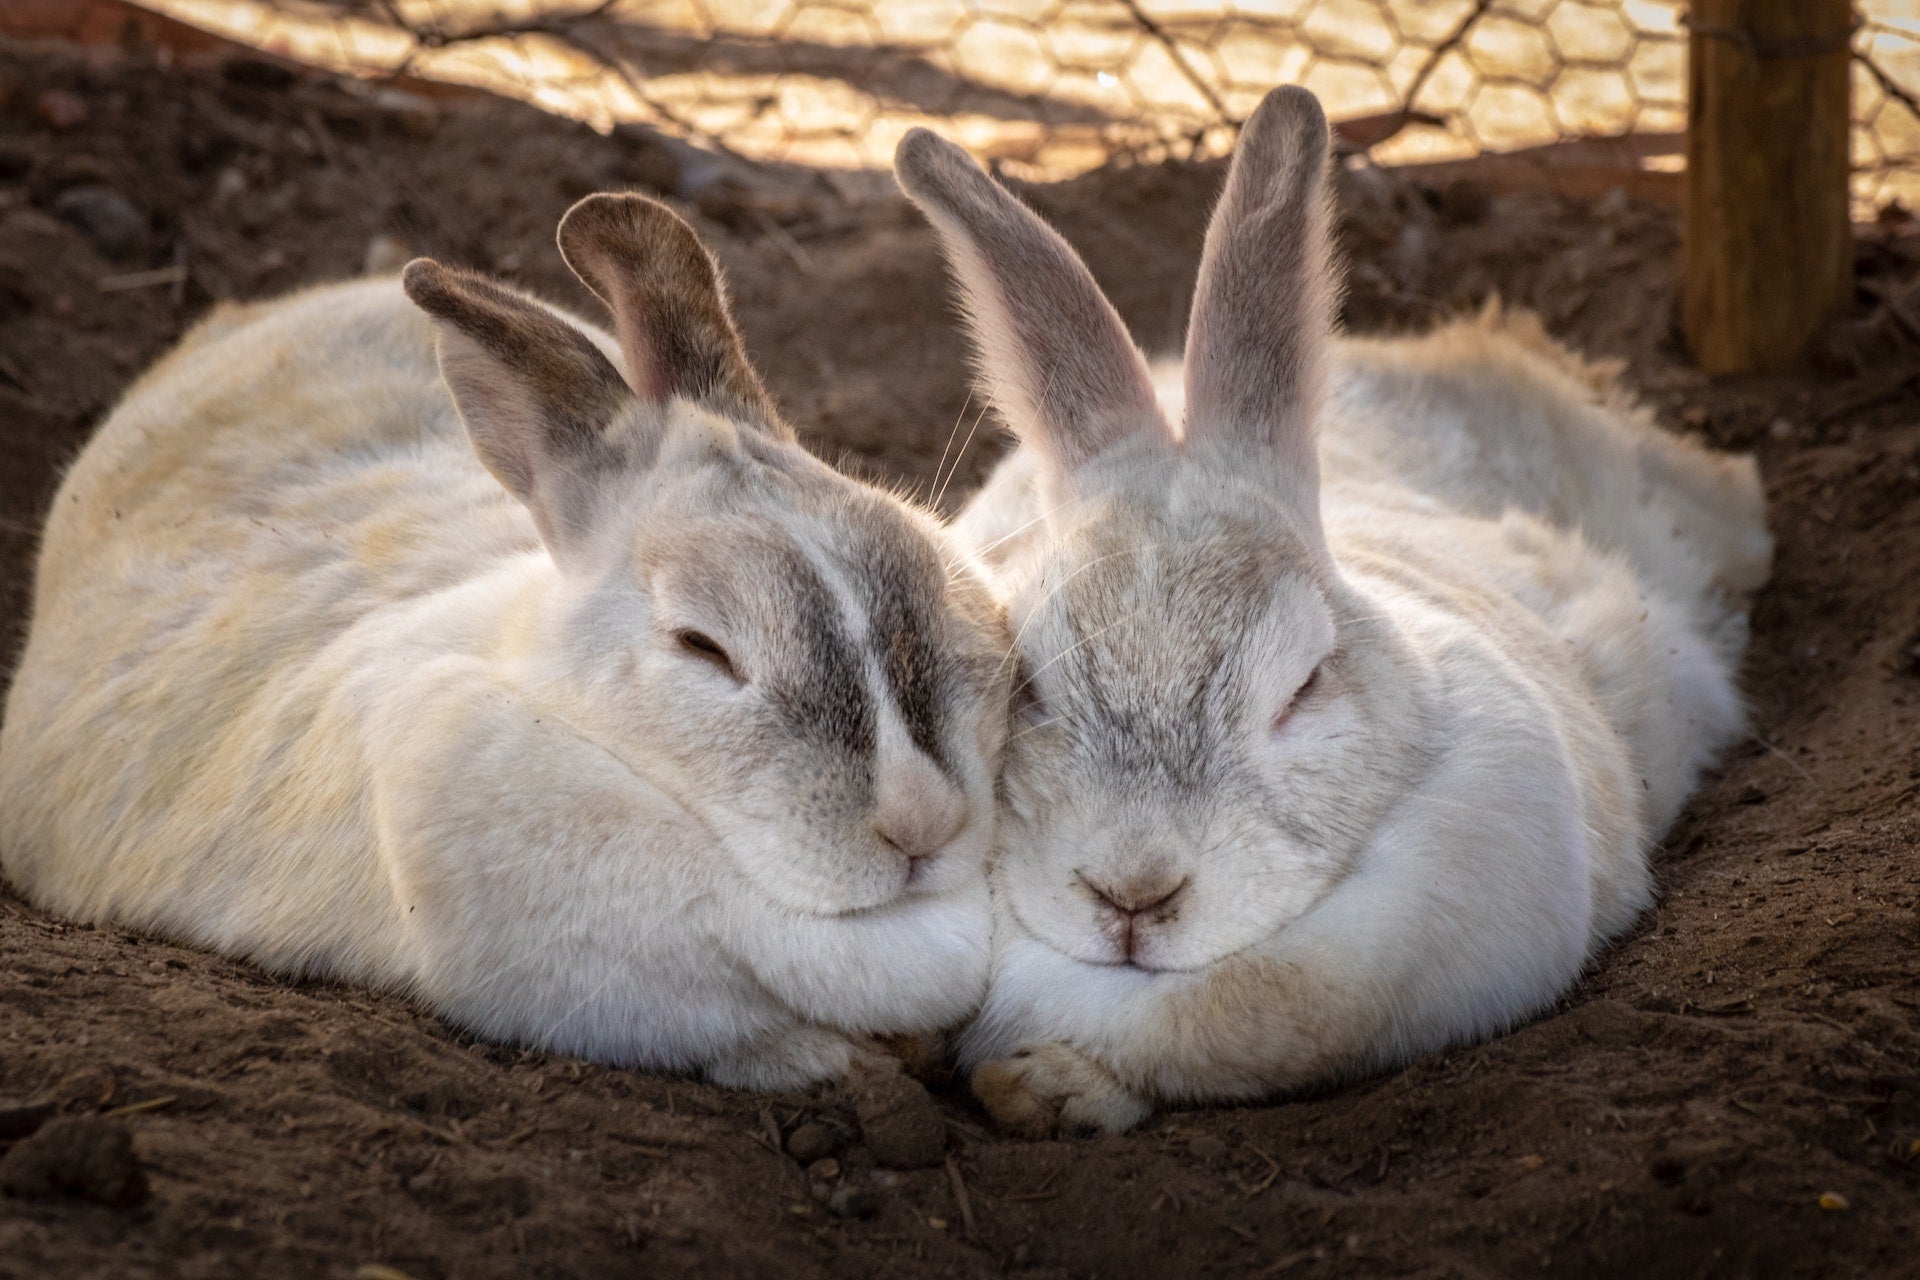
[1086,877,1185,917]
[1083,875,1188,960]
[872,761,966,866]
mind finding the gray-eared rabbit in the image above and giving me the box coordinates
[895,87,1772,1133]
[0,194,1010,1089]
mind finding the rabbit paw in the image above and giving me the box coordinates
[971,1042,1151,1137]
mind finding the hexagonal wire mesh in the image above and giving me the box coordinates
[147,0,1920,209]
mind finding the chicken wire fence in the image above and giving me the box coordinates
[148,0,1920,207]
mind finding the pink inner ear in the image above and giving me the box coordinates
[606,309,679,409]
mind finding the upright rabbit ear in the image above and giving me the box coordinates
[557,193,788,437]
[1182,87,1337,515]
[894,129,1170,484]
[403,258,638,568]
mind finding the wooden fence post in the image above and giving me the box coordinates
[1682,0,1854,374]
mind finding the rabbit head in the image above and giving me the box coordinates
[897,89,1436,973]
[402,194,1009,921]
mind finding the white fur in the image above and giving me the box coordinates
[899,89,1770,1133]
[0,202,1009,1090]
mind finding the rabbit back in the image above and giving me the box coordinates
[1325,305,1771,614]
[0,278,553,956]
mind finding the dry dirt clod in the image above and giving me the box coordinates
[784,1120,840,1165]
[0,1115,148,1207]
[854,1070,945,1169]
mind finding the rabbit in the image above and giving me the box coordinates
[0,193,1012,1091]
[894,86,1772,1134]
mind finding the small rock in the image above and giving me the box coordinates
[0,1116,147,1207]
[806,1157,841,1181]
[51,185,146,260]
[1767,417,1795,442]
[35,89,88,131]
[854,1071,945,1170]
[826,1182,881,1220]
[784,1120,840,1165]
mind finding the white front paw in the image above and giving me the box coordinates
[971,1041,1151,1137]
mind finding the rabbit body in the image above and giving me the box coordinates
[903,91,1769,1133]
[1,200,1007,1089]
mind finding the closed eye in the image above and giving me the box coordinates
[1011,655,1049,722]
[674,629,742,683]
[1271,661,1324,733]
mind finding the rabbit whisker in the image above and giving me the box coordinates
[1748,732,1813,783]
[924,386,974,507]
[931,399,992,511]
[1005,715,1063,745]
[1013,607,1149,701]
[995,543,1161,679]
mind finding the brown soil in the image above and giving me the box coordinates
[2,37,1919,1280]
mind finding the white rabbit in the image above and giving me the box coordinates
[895,87,1771,1134]
[0,194,1011,1090]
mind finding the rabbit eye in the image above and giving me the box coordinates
[674,630,741,683]
[1272,662,1322,733]
[1011,657,1049,722]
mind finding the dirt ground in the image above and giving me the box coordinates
[1,37,1918,1280]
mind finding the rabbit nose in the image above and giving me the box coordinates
[1084,875,1186,919]
[872,758,966,865]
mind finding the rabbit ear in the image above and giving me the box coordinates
[557,193,788,437]
[403,258,637,566]
[1182,87,1336,512]
[894,128,1170,479]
